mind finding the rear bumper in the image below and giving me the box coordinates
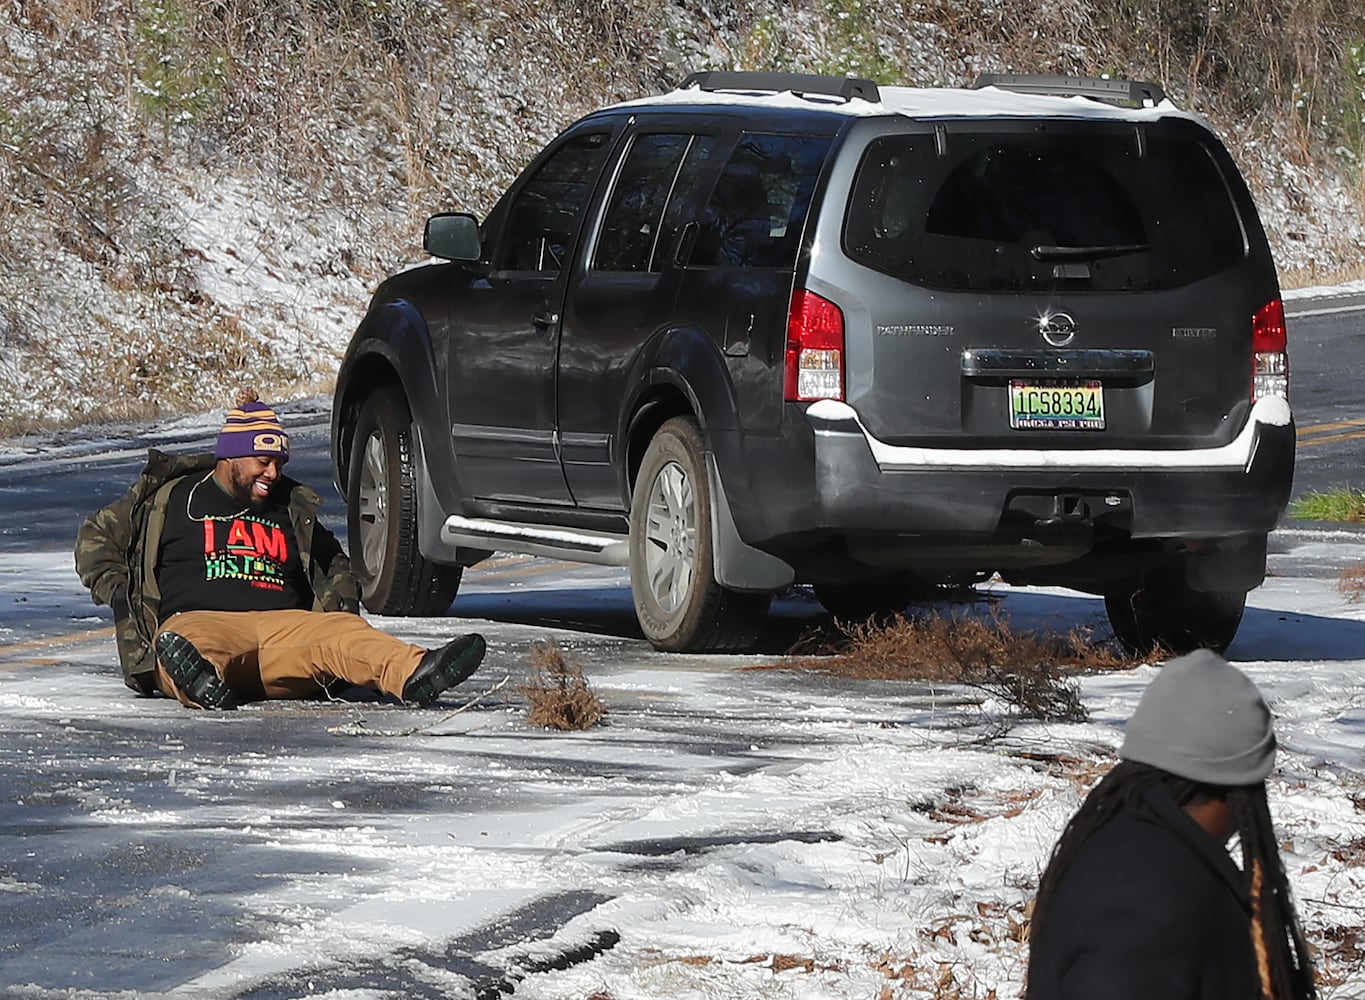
[736,396,1294,543]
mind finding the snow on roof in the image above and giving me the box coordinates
[617,82,1200,126]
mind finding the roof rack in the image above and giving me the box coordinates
[679,71,880,104]
[972,74,1167,108]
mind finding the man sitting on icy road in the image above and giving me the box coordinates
[75,389,484,710]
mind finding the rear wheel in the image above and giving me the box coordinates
[1104,565,1247,656]
[629,417,771,652]
[347,386,462,616]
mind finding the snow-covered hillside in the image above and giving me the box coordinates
[2,1,1362,433]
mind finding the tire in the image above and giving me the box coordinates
[1104,566,1247,656]
[813,580,925,622]
[629,417,771,652]
[347,386,462,616]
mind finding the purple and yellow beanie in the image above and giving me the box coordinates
[215,389,290,462]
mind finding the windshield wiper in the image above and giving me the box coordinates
[1031,243,1150,261]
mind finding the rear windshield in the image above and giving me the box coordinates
[843,123,1248,292]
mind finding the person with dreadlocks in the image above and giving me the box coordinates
[1026,649,1317,1000]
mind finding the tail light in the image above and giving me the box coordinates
[784,289,844,401]
[1251,298,1288,402]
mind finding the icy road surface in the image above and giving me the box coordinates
[2,543,1365,999]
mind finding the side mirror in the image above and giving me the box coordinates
[424,212,481,261]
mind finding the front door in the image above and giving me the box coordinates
[444,129,616,505]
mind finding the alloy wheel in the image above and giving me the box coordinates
[642,460,696,614]
[356,431,390,577]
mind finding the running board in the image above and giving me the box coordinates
[440,515,630,566]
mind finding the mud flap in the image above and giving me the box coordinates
[1184,534,1268,592]
[707,453,795,592]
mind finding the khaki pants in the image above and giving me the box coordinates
[154,610,426,707]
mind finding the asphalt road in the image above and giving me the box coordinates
[1286,290,1365,496]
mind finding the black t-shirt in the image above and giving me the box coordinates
[156,474,308,620]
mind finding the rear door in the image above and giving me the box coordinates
[835,117,1268,450]
[556,122,723,510]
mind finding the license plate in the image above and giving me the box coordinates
[1009,380,1105,430]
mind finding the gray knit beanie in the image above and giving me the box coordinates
[1120,649,1277,786]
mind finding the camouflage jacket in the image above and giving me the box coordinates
[74,449,361,694]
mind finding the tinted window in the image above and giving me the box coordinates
[655,135,717,269]
[594,133,716,273]
[495,131,613,272]
[844,126,1247,292]
[690,132,833,269]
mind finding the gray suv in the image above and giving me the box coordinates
[331,71,1294,655]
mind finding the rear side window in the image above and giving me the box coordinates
[844,125,1248,292]
[594,133,717,273]
[690,132,833,269]
[495,131,613,272]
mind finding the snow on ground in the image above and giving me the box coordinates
[1285,278,1365,301]
[2,524,1365,997]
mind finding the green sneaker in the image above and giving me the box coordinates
[155,631,237,711]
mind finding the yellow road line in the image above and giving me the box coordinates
[467,558,587,581]
[1299,418,1365,436]
[0,626,113,669]
[468,555,533,570]
[1298,428,1365,447]
[0,626,113,656]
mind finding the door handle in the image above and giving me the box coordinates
[532,309,560,328]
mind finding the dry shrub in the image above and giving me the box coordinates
[1053,753,1116,793]
[756,606,1148,723]
[740,953,843,973]
[873,949,1009,999]
[519,638,606,731]
[1338,566,1365,603]
[1316,924,1365,992]
[1326,835,1365,866]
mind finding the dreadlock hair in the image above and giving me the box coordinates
[1228,782,1318,1000]
[1027,759,1317,1000]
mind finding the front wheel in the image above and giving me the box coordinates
[629,417,770,652]
[347,386,463,616]
[1105,567,1247,656]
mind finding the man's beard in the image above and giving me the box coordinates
[226,462,270,508]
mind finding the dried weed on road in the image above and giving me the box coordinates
[1339,567,1365,602]
[754,606,1152,723]
[520,637,607,730]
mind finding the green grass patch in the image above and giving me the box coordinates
[1290,489,1365,522]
